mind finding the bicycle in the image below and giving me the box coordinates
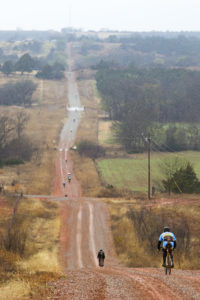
[162,238,174,275]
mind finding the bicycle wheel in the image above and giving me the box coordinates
[164,266,167,275]
[166,255,172,275]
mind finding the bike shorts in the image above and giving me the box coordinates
[163,241,174,249]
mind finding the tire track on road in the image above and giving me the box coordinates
[107,267,176,300]
[76,204,83,268]
[88,202,98,267]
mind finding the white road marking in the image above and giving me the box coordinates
[88,203,98,267]
[77,205,83,268]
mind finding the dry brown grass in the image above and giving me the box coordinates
[106,198,152,267]
[23,78,67,194]
[0,75,67,195]
[98,119,113,146]
[0,73,66,298]
[76,79,99,144]
[71,152,102,196]
[0,196,61,299]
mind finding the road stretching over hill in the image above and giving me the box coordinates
[46,44,200,299]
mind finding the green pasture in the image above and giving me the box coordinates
[97,151,200,193]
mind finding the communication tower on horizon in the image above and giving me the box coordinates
[68,3,72,28]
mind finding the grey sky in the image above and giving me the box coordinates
[1,0,200,31]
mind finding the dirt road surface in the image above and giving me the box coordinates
[48,45,200,299]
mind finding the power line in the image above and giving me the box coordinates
[151,139,184,157]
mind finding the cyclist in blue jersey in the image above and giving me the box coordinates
[157,226,176,267]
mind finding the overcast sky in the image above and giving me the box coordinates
[1,0,200,32]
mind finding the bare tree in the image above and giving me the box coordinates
[0,110,31,160]
[15,110,29,141]
[0,113,15,151]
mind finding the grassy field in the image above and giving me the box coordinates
[97,151,200,194]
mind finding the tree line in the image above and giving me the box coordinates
[105,35,200,68]
[0,53,65,79]
[96,63,200,152]
[0,80,37,107]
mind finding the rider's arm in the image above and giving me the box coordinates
[157,240,161,250]
[158,234,163,242]
[158,234,163,250]
[172,233,176,241]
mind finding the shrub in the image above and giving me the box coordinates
[1,60,14,76]
[15,53,36,74]
[0,158,24,168]
[77,140,105,160]
[36,62,65,80]
[162,162,200,194]
[0,80,37,106]
[4,158,24,166]
[2,137,34,161]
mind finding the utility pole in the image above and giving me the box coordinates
[147,135,151,200]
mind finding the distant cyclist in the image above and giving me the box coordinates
[97,249,105,267]
[157,226,176,267]
[63,182,66,188]
[67,173,71,183]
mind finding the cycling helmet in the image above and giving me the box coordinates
[164,226,170,232]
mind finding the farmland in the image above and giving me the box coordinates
[97,151,200,194]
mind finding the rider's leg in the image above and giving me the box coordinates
[170,252,174,267]
[162,249,167,266]
[168,251,174,267]
[170,242,174,267]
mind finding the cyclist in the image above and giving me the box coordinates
[97,249,105,267]
[157,226,176,267]
[67,173,71,183]
[63,182,66,188]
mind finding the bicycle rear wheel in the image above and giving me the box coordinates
[166,255,172,275]
[164,266,167,275]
